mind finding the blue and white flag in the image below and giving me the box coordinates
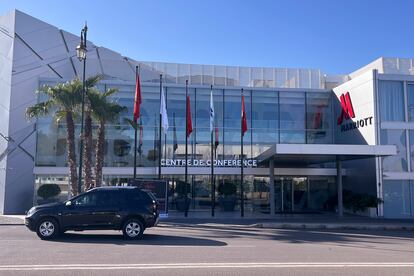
[160,85,169,132]
[210,88,215,133]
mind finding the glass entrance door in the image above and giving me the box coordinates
[293,177,308,212]
[274,177,308,213]
[282,178,293,212]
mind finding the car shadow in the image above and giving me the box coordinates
[50,232,227,247]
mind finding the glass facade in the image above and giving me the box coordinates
[379,80,414,218]
[380,129,408,172]
[34,80,335,215]
[383,180,414,218]
[379,81,405,122]
[35,82,334,168]
[140,61,324,89]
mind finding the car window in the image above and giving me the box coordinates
[96,191,119,207]
[73,193,98,207]
[126,191,152,206]
[145,191,157,202]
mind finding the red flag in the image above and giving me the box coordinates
[133,70,142,122]
[241,95,248,136]
[186,96,193,137]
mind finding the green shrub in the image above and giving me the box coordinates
[218,181,237,197]
[37,184,61,199]
[175,180,190,197]
[343,190,382,212]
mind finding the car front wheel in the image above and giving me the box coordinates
[122,219,144,239]
[36,218,59,240]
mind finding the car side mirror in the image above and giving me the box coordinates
[65,201,72,207]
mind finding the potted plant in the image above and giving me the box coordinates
[343,190,382,217]
[37,184,61,204]
[174,180,190,212]
[218,180,237,211]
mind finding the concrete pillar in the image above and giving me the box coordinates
[336,156,343,218]
[269,159,275,216]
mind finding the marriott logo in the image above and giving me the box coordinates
[337,92,373,132]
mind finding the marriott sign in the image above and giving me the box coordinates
[337,91,373,132]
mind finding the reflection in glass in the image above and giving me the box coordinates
[379,81,404,122]
[306,93,332,143]
[279,92,305,143]
[381,129,408,171]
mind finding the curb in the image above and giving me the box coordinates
[253,223,414,231]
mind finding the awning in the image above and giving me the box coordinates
[258,144,397,166]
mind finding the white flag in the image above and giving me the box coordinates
[160,86,169,132]
[210,88,215,133]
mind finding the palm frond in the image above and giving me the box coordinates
[85,75,103,88]
[54,110,67,124]
[103,88,119,97]
[124,118,138,130]
[25,100,53,119]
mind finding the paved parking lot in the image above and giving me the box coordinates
[1,223,414,275]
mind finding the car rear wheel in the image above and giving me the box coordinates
[36,218,59,240]
[122,219,144,239]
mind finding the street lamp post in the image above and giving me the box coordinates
[76,23,87,195]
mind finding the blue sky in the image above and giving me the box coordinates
[1,0,413,74]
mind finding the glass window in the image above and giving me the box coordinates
[279,92,305,143]
[306,93,332,144]
[381,130,408,171]
[409,130,414,171]
[73,192,98,206]
[383,180,412,218]
[35,175,69,204]
[408,84,414,121]
[194,88,223,161]
[113,140,131,157]
[96,191,120,206]
[164,86,195,160]
[252,90,278,156]
[379,81,405,122]
[224,89,251,158]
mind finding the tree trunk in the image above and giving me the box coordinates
[65,112,78,196]
[83,105,93,191]
[94,120,105,187]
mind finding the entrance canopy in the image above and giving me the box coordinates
[259,144,397,218]
[258,144,397,166]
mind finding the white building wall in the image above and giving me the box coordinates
[0,10,15,214]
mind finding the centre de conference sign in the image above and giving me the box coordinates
[161,158,258,167]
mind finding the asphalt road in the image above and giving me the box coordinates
[1,223,414,275]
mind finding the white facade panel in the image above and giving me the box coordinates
[333,70,377,145]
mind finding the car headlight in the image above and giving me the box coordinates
[26,207,36,217]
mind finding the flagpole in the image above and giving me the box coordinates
[153,113,157,165]
[185,80,189,217]
[139,118,143,163]
[240,88,244,218]
[134,126,137,179]
[158,74,162,180]
[210,85,215,217]
[133,65,139,179]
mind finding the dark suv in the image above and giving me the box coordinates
[25,186,159,240]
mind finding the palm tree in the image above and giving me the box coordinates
[88,88,126,188]
[26,79,82,196]
[26,76,102,196]
[82,76,102,191]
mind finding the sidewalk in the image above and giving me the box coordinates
[160,213,414,231]
[2,214,414,231]
[0,215,25,225]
